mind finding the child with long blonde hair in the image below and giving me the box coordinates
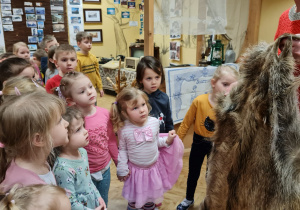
[59,71,118,207]
[54,106,106,210]
[0,184,71,210]
[176,65,239,210]
[110,87,183,210]
[0,91,69,193]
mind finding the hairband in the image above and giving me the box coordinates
[31,78,40,87]
[0,142,5,148]
[14,87,21,96]
[112,101,117,105]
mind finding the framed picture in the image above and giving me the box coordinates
[83,0,101,3]
[85,29,103,43]
[83,9,102,23]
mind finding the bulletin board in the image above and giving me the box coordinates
[2,0,69,52]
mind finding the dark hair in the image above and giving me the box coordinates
[0,57,32,90]
[135,56,165,89]
[0,52,15,61]
[76,31,92,42]
[39,35,57,50]
[55,44,76,60]
[33,49,47,62]
[47,45,58,73]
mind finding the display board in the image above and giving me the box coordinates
[2,0,69,52]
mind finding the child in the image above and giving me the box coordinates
[32,49,47,85]
[176,65,239,210]
[76,31,104,97]
[110,87,183,210]
[45,46,59,84]
[45,44,77,93]
[136,56,174,133]
[54,106,106,210]
[0,57,35,90]
[59,71,118,206]
[0,91,69,193]
[13,42,44,85]
[0,184,71,210]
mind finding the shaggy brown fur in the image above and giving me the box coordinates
[200,34,300,210]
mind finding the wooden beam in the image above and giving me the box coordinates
[196,35,205,66]
[144,0,154,56]
[240,0,262,55]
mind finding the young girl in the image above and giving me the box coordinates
[0,184,71,210]
[59,71,118,206]
[54,106,106,210]
[110,87,184,210]
[13,42,44,85]
[136,56,174,133]
[176,65,239,210]
[0,91,69,193]
[0,57,35,90]
[45,45,59,84]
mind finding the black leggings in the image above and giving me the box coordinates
[186,133,212,200]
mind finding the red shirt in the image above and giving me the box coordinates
[45,74,62,93]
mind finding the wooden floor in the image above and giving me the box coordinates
[98,92,207,210]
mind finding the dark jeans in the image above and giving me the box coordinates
[186,133,212,201]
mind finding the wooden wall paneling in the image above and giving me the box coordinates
[4,0,69,52]
[144,0,154,57]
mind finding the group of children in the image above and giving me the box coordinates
[0,32,239,210]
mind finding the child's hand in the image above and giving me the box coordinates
[100,89,104,97]
[117,170,131,182]
[166,130,177,145]
[96,197,106,210]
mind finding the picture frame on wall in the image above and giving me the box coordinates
[83,0,101,3]
[85,29,103,43]
[83,9,102,23]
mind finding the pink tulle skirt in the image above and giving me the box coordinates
[122,134,184,208]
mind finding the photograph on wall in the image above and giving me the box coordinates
[2,17,12,25]
[128,2,135,9]
[36,14,45,21]
[69,0,80,5]
[24,7,35,13]
[73,25,80,33]
[53,24,65,32]
[71,7,79,14]
[170,19,181,39]
[38,36,43,42]
[139,4,143,11]
[1,0,11,3]
[24,2,33,6]
[13,8,23,15]
[28,36,38,43]
[28,44,37,51]
[121,0,127,5]
[85,29,102,42]
[139,28,142,35]
[140,21,143,28]
[1,4,11,11]
[26,21,37,27]
[31,28,38,36]
[140,14,143,21]
[71,16,81,24]
[2,11,12,16]
[52,14,64,23]
[121,11,130,18]
[36,2,43,6]
[51,0,64,6]
[51,5,64,14]
[83,9,101,22]
[107,8,115,15]
[3,25,13,31]
[114,0,120,4]
[37,29,43,36]
[35,7,45,15]
[169,41,180,61]
[37,21,44,28]
[12,15,22,22]
[26,14,36,21]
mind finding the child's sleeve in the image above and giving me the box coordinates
[76,58,82,72]
[116,130,130,176]
[54,165,94,210]
[165,97,174,132]
[45,79,53,93]
[177,98,198,140]
[107,118,118,166]
[93,56,103,90]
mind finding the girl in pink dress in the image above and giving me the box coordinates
[110,87,184,210]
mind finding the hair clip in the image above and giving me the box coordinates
[11,200,15,204]
[0,142,5,148]
[31,78,40,87]
[112,101,117,105]
[14,87,21,96]
[56,87,65,100]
